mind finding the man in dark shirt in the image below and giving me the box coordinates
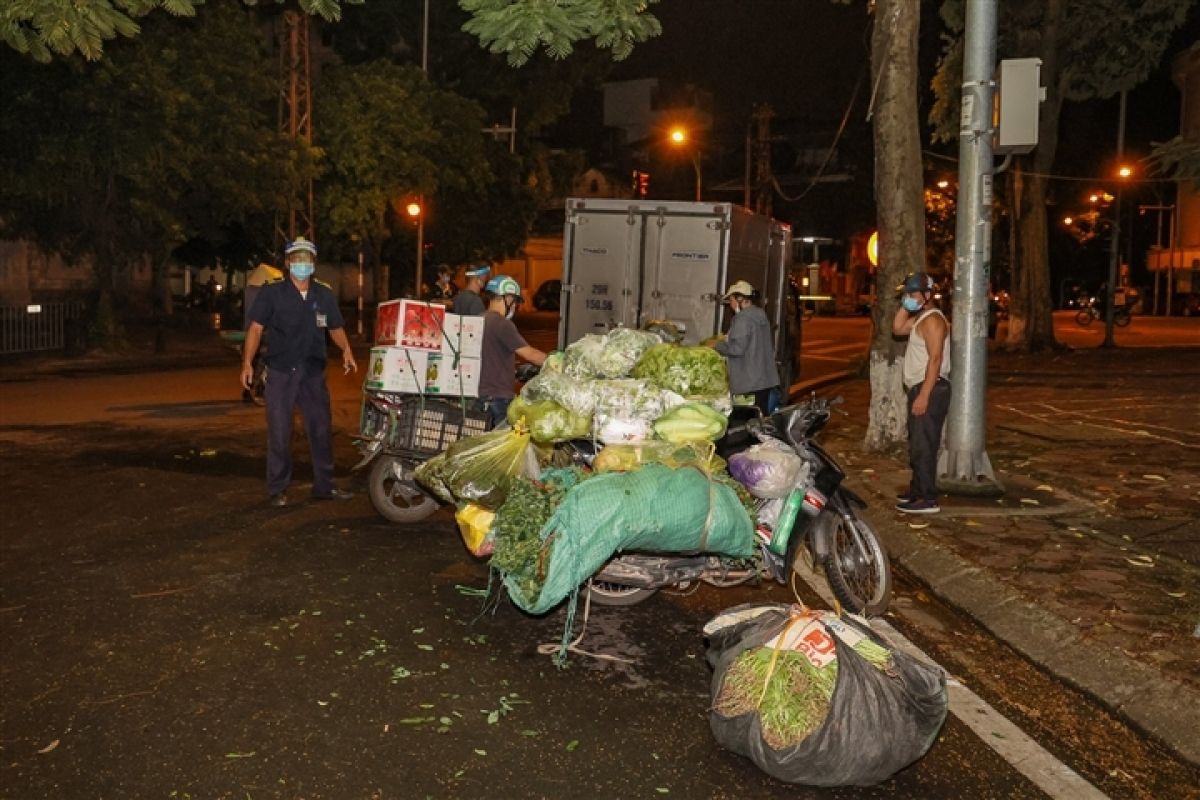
[478,275,546,428]
[451,265,489,316]
[241,237,357,507]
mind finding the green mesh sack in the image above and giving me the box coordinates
[497,464,755,614]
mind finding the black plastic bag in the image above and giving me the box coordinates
[705,603,948,787]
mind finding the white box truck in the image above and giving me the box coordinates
[558,198,797,388]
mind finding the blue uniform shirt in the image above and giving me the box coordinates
[248,278,344,371]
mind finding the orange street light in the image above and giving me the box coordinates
[1118,165,1133,179]
[406,201,422,218]
[1063,216,1074,226]
[936,179,950,189]
[669,127,687,145]
[1089,193,1100,203]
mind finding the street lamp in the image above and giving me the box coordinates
[668,126,702,202]
[407,201,424,298]
[1101,89,1129,348]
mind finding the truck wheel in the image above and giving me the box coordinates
[367,456,438,523]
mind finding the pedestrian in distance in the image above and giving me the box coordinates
[893,272,951,515]
[477,275,546,429]
[241,237,358,507]
[431,265,457,303]
[712,280,781,416]
[452,265,490,316]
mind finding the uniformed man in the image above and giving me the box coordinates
[451,265,489,316]
[241,237,357,507]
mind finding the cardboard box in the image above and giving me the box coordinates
[424,354,481,397]
[375,299,446,350]
[439,312,485,360]
[365,347,428,393]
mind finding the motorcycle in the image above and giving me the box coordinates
[354,391,489,523]
[581,396,893,617]
[1075,296,1131,327]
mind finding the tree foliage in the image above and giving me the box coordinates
[315,60,491,296]
[2,0,357,62]
[459,0,662,66]
[0,2,310,302]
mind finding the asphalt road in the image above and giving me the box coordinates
[0,365,1061,799]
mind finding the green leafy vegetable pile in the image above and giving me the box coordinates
[490,468,587,604]
[632,343,729,398]
[715,638,892,749]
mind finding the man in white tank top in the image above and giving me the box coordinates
[892,273,951,514]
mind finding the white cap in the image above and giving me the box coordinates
[722,280,755,300]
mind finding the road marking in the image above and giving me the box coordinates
[999,404,1199,449]
[791,566,1108,800]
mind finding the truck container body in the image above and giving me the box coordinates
[559,198,795,388]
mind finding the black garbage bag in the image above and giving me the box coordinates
[705,603,948,787]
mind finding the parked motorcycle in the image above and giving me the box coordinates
[354,391,489,522]
[1075,296,1131,327]
[581,397,893,617]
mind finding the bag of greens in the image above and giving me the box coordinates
[414,428,536,509]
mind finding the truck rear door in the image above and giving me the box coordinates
[560,207,642,347]
[640,209,728,345]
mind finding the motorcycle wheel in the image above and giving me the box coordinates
[810,508,892,616]
[584,579,658,607]
[367,455,438,523]
[1075,309,1094,326]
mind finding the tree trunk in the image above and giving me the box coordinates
[1004,0,1064,352]
[864,0,926,453]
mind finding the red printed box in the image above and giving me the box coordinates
[376,299,446,350]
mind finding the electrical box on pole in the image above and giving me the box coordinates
[993,58,1045,155]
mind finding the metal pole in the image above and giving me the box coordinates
[941,0,999,491]
[356,246,364,336]
[693,154,702,202]
[414,0,428,300]
[420,0,429,73]
[1168,198,1179,316]
[509,106,517,154]
[1101,90,1126,347]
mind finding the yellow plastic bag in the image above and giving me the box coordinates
[455,503,496,557]
[593,441,725,474]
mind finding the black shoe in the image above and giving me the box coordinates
[896,498,940,514]
[269,493,288,508]
[312,488,354,501]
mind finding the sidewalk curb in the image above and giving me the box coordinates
[872,502,1200,768]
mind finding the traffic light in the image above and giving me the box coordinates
[632,170,649,198]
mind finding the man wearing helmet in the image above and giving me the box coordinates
[451,265,490,316]
[241,237,357,507]
[892,272,950,515]
[479,275,546,428]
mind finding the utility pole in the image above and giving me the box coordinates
[276,10,315,251]
[941,0,1000,492]
[1101,89,1127,348]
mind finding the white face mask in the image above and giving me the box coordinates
[504,299,517,320]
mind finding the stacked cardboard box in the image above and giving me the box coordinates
[368,299,484,396]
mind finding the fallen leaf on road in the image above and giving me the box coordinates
[1035,485,1054,493]
[1019,498,1040,505]
[199,449,217,457]
[1124,558,1154,568]
[224,751,255,759]
[1142,474,1165,481]
[861,468,875,474]
[474,749,487,756]
[1165,591,1187,598]
[908,523,929,529]
[37,740,59,754]
[965,520,982,527]
[566,739,580,752]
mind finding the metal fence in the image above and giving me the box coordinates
[0,302,86,355]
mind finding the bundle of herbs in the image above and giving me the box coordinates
[714,636,892,749]
[490,468,586,604]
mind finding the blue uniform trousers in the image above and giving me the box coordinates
[264,362,335,496]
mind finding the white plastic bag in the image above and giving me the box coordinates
[728,441,804,499]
